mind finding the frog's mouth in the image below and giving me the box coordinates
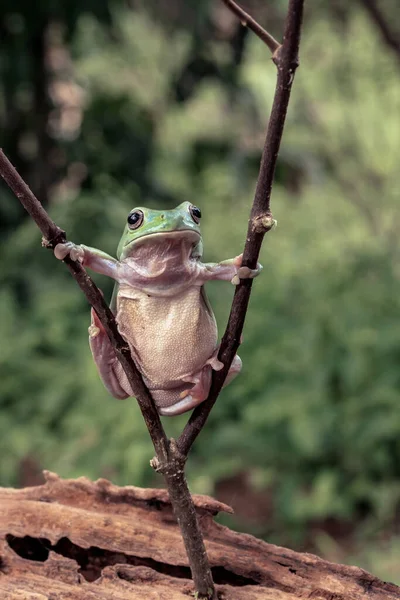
[124,229,200,251]
[124,229,201,260]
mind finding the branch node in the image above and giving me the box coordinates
[150,439,186,475]
[272,45,283,66]
[150,456,161,472]
[41,230,66,249]
[252,214,277,234]
[273,48,299,72]
[169,438,186,463]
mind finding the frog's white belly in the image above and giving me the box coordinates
[116,286,218,389]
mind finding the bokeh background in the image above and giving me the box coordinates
[1,0,400,583]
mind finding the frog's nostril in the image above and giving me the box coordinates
[160,214,165,219]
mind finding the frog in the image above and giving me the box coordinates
[54,201,262,416]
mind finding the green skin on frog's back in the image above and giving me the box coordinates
[54,202,261,416]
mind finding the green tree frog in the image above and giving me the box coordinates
[55,202,261,416]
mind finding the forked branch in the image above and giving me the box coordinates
[0,0,305,597]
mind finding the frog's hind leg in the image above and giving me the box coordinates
[222,354,242,386]
[89,308,132,399]
[158,353,242,417]
[158,365,212,416]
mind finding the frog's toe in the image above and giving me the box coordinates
[231,274,241,285]
[54,243,71,260]
[54,242,84,263]
[238,264,262,279]
[182,367,212,400]
[159,394,204,416]
[233,263,263,284]
[70,247,84,263]
[207,354,224,371]
[88,307,105,338]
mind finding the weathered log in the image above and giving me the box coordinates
[0,472,398,599]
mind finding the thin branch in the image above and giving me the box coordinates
[221,0,281,54]
[359,0,400,64]
[177,0,304,455]
[0,149,216,600]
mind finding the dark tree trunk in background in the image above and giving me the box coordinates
[31,18,54,207]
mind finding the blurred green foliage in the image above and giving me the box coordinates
[1,0,400,580]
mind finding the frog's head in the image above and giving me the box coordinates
[117,201,203,261]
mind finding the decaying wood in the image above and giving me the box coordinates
[0,473,398,600]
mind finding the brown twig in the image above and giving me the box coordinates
[0,149,216,600]
[220,0,281,54]
[359,0,400,64]
[177,0,304,455]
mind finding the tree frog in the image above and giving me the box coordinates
[54,202,261,416]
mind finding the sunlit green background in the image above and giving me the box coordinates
[1,0,399,585]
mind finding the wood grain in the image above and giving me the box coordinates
[0,472,398,599]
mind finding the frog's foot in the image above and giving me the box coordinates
[158,354,242,416]
[231,254,263,285]
[206,348,224,371]
[158,365,213,416]
[89,308,130,400]
[54,241,85,262]
[158,394,203,416]
[223,354,242,386]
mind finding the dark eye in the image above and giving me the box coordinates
[189,205,201,224]
[127,210,144,229]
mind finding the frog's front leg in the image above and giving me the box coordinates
[158,354,242,416]
[54,242,120,279]
[199,254,262,286]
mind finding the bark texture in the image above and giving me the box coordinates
[0,472,398,599]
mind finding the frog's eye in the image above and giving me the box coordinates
[189,205,201,224]
[127,210,144,230]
